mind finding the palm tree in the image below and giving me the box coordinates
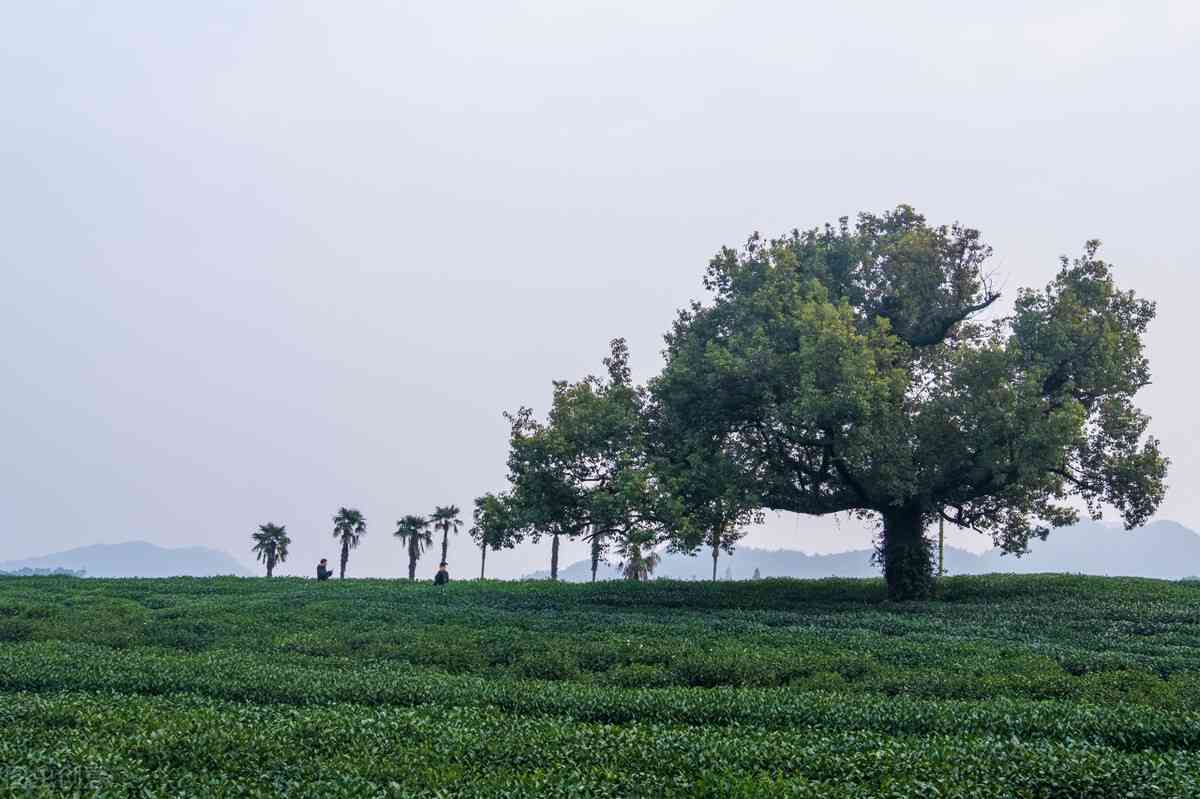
[250,523,290,578]
[332,507,366,579]
[395,515,433,580]
[619,541,661,582]
[430,505,463,565]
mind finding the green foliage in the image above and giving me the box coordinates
[250,522,290,578]
[505,338,669,581]
[1,575,1198,796]
[616,530,662,581]
[470,493,523,579]
[394,515,433,581]
[652,207,1167,599]
[430,504,464,565]
[331,507,366,579]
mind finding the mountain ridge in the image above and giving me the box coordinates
[0,541,252,578]
[523,520,1200,581]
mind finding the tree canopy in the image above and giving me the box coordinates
[504,339,668,581]
[394,514,433,581]
[332,507,366,580]
[250,523,290,578]
[651,207,1167,599]
[470,493,523,579]
[430,505,463,565]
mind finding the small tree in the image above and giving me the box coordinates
[331,508,366,579]
[617,530,662,581]
[505,339,668,584]
[430,505,464,565]
[470,493,523,579]
[395,515,433,581]
[250,523,290,578]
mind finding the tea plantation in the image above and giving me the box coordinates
[1,574,1198,797]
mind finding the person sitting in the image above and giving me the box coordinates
[434,562,450,586]
[316,558,333,581]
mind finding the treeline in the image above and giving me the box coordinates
[249,207,1165,600]
[249,506,464,581]
[0,567,85,578]
[472,206,1167,600]
[471,337,757,585]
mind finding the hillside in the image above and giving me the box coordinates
[1,574,1198,796]
[0,541,251,578]
[529,520,1200,581]
[971,520,1200,579]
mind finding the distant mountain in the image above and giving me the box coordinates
[0,541,252,578]
[969,520,1200,580]
[524,520,1200,581]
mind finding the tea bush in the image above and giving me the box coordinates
[0,573,1198,796]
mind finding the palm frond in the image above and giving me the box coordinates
[251,523,290,563]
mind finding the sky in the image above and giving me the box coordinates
[2,1,1198,578]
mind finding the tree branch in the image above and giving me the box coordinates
[904,292,1001,348]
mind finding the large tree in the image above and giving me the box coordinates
[250,522,290,578]
[395,514,433,581]
[331,507,366,579]
[430,505,463,565]
[469,493,523,579]
[506,339,666,583]
[652,207,1167,600]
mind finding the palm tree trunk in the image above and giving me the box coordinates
[441,531,449,564]
[267,553,275,579]
[711,534,720,581]
[480,543,487,580]
[409,540,418,581]
[550,534,560,580]
[339,538,350,579]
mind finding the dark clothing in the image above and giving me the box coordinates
[434,570,450,586]
[317,564,333,581]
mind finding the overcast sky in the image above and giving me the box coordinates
[3,2,1198,578]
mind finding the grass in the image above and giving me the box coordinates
[1,573,1198,796]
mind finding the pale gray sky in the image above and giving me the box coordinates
[3,2,1198,577]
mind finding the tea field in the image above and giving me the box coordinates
[1,574,1199,797]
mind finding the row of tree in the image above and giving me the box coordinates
[249,208,1166,599]
[468,338,756,584]
[250,505,465,579]
[470,206,1168,599]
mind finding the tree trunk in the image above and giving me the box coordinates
[266,554,274,579]
[550,534,560,580]
[881,505,933,600]
[339,538,350,579]
[408,551,417,581]
[711,535,720,582]
[480,543,487,580]
[938,514,945,578]
[441,531,449,565]
[590,536,601,583]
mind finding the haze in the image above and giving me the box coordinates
[3,2,1198,577]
